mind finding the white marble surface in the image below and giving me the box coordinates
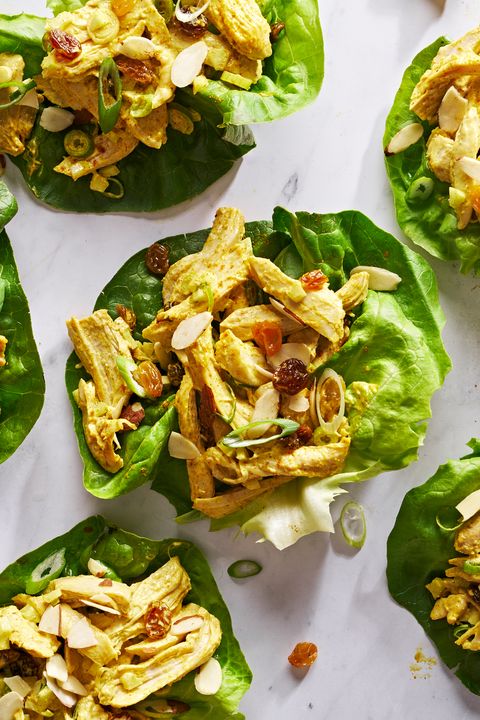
[2,0,480,717]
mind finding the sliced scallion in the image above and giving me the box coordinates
[453,623,471,639]
[103,177,125,200]
[340,501,366,549]
[98,57,122,134]
[25,548,66,594]
[0,78,36,110]
[221,418,299,449]
[228,559,262,579]
[435,507,463,533]
[216,383,236,425]
[116,355,146,397]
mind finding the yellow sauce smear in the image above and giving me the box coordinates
[409,646,437,680]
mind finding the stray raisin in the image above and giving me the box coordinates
[146,243,170,276]
[116,303,136,330]
[198,384,216,444]
[133,361,163,398]
[273,358,309,396]
[300,269,327,291]
[167,362,185,387]
[47,29,82,61]
[173,14,208,38]
[252,321,283,357]
[282,424,312,452]
[73,109,94,126]
[145,603,172,639]
[288,642,318,668]
[473,587,480,603]
[120,402,145,429]
[116,55,156,85]
[270,21,285,42]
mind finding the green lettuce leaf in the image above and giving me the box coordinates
[0,13,46,77]
[66,207,449,549]
[46,0,324,126]
[0,516,251,718]
[384,37,480,274]
[0,182,44,464]
[387,440,480,695]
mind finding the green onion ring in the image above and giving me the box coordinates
[103,177,125,200]
[340,500,366,549]
[435,507,463,533]
[98,57,122,134]
[228,560,262,579]
[216,384,236,425]
[453,623,471,639]
[221,418,299,449]
[0,78,36,110]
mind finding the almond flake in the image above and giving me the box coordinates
[39,107,74,133]
[457,156,480,182]
[81,599,121,615]
[171,312,212,350]
[288,393,310,413]
[269,343,311,369]
[45,654,68,684]
[44,675,77,708]
[0,691,24,718]
[87,558,107,577]
[171,41,208,88]
[168,431,201,460]
[38,604,61,636]
[350,266,401,292]
[66,618,98,649]
[119,36,158,60]
[171,615,204,636]
[247,388,280,439]
[194,657,222,695]
[385,123,423,155]
[59,674,88,696]
[3,676,31,699]
[438,86,468,133]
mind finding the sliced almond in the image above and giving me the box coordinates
[171,615,204,636]
[269,297,305,327]
[66,618,98,649]
[45,654,68,684]
[350,266,401,292]
[438,86,468,134]
[456,156,480,182]
[39,107,74,133]
[171,311,212,351]
[0,691,24,718]
[18,89,39,110]
[288,392,310,413]
[269,343,311,369]
[456,490,480,522]
[87,558,107,577]
[194,657,222,695]
[59,674,88,696]
[44,675,77,708]
[252,363,274,380]
[38,604,61,636]
[385,123,423,155]
[90,590,117,605]
[175,0,210,23]
[171,41,208,88]
[247,388,280,439]
[80,599,121,615]
[119,36,158,59]
[168,431,201,460]
[3,676,31,699]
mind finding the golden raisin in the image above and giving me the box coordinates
[319,377,341,422]
[273,358,309,396]
[116,303,136,330]
[111,0,134,16]
[252,321,283,357]
[133,361,163,398]
[146,243,170,275]
[145,604,173,639]
[116,55,156,85]
[47,29,82,61]
[300,269,327,291]
[288,642,318,668]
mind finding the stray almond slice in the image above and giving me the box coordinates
[90,592,117,606]
[119,36,158,60]
[385,123,423,155]
[288,392,310,413]
[268,343,311,369]
[456,489,480,522]
[3,676,31,699]
[81,599,121,615]
[171,41,208,88]
[0,691,24,717]
[252,363,274,380]
[44,675,77,708]
[269,297,305,327]
[59,674,88,697]
[350,266,401,292]
[456,156,480,183]
[38,604,61,636]
[194,657,222,695]
[168,431,201,460]
[45,654,68,684]
[438,86,468,134]
[171,312,213,351]
[39,107,74,133]
[66,618,98,649]
[87,558,107,577]
[247,388,280,439]
[171,615,204,636]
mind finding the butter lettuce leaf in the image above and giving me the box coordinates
[384,37,480,274]
[387,440,480,695]
[0,516,251,718]
[66,208,449,549]
[0,182,44,463]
